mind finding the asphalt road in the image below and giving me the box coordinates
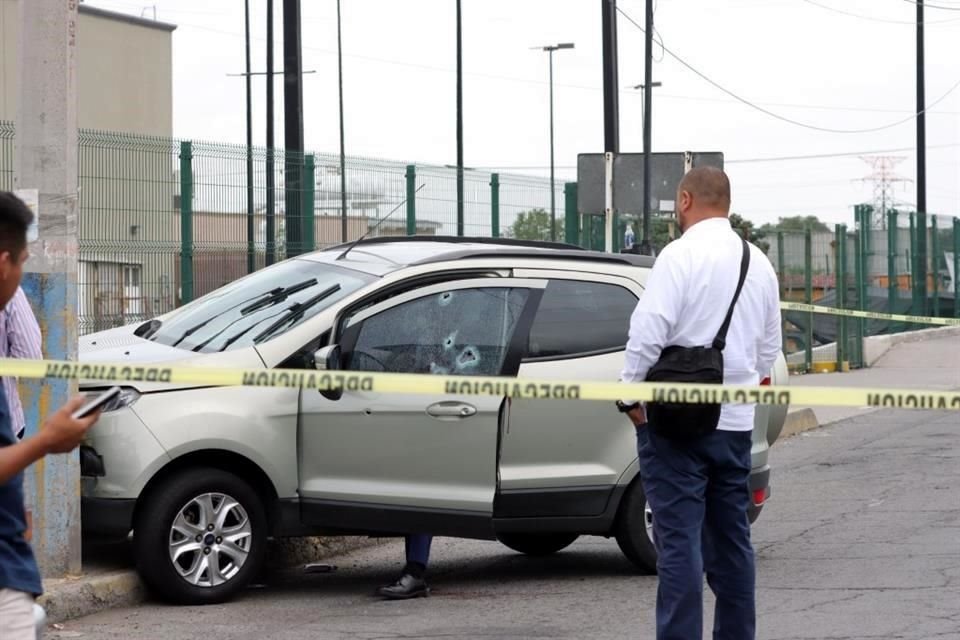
[49,408,960,640]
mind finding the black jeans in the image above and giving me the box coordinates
[636,425,755,640]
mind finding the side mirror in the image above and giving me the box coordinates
[313,345,343,401]
[313,344,342,371]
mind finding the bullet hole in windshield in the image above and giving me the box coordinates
[443,331,458,351]
[456,346,480,370]
[438,291,454,307]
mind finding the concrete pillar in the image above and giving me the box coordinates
[15,0,81,576]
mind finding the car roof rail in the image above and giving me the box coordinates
[322,235,586,252]
[412,249,655,268]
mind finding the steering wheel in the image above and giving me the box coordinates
[348,350,389,372]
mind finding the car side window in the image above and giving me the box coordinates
[526,280,637,360]
[344,287,530,376]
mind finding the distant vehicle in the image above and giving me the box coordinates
[78,237,789,605]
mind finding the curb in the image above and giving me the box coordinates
[781,407,820,439]
[39,535,382,625]
[38,570,143,625]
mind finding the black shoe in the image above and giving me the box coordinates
[376,573,430,600]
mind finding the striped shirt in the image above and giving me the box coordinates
[1,287,42,438]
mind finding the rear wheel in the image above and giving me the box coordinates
[497,532,579,556]
[134,468,267,604]
[614,480,658,573]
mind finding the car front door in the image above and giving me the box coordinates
[298,278,544,539]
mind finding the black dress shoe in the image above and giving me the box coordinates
[376,573,430,600]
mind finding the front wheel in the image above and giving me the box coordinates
[614,480,658,573]
[497,532,579,556]
[134,468,268,604]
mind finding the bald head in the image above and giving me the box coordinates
[677,166,731,214]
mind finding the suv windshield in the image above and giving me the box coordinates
[148,260,374,353]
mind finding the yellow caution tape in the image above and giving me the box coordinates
[1,358,958,410]
[780,301,960,327]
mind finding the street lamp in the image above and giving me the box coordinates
[630,81,661,137]
[535,42,574,242]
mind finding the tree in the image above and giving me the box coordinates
[730,212,770,254]
[758,215,830,235]
[507,208,560,242]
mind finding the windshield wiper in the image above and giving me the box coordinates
[252,284,342,345]
[168,278,318,348]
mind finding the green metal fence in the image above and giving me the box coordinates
[765,211,960,372]
[0,122,563,334]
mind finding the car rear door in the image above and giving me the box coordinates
[496,271,641,521]
[298,278,545,538]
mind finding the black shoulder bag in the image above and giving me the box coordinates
[645,238,750,442]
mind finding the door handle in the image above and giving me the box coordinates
[426,401,477,419]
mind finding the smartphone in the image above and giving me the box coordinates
[71,386,122,420]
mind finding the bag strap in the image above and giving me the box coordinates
[712,238,750,350]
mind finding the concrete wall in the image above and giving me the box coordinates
[0,1,175,135]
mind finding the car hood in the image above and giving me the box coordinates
[79,324,266,392]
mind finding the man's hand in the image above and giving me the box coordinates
[627,405,647,427]
[38,395,101,454]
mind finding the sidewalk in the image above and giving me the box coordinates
[786,331,960,428]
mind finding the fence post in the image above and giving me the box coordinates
[909,212,918,317]
[916,210,928,316]
[564,182,579,245]
[887,210,897,330]
[776,231,786,355]
[179,140,193,304]
[835,224,846,372]
[931,215,940,317]
[804,226,813,372]
[489,173,500,238]
[855,212,867,367]
[405,164,416,236]
[303,154,315,251]
[954,217,960,318]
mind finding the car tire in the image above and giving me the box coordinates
[134,467,267,605]
[497,532,579,556]
[614,479,658,573]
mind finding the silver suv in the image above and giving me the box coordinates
[78,237,788,605]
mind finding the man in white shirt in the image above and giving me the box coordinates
[618,167,782,640]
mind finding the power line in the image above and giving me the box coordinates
[108,5,960,119]
[800,0,960,24]
[901,0,960,11]
[727,143,960,163]
[617,6,960,134]
[473,143,960,170]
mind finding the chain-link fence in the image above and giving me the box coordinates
[0,122,562,334]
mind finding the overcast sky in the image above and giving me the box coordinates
[87,0,959,227]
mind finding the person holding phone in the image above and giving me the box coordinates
[0,191,102,640]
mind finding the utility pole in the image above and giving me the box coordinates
[283,0,305,257]
[16,0,81,576]
[640,0,654,256]
[456,0,464,236]
[601,0,619,253]
[266,0,276,265]
[244,0,254,273]
[601,0,620,154]
[915,0,928,314]
[337,0,348,242]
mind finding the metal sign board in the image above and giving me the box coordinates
[576,152,724,214]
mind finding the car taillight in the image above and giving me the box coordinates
[753,487,769,506]
[760,376,771,386]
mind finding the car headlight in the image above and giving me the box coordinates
[81,387,142,414]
